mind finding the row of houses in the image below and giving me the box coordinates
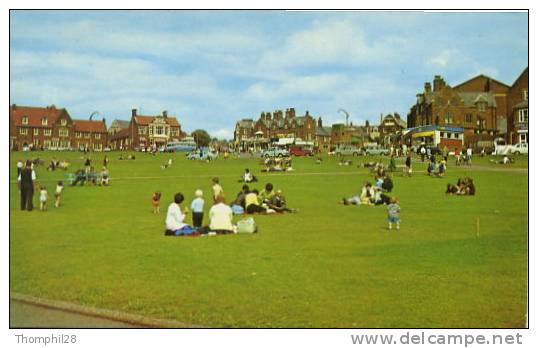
[9,105,185,151]
[233,107,407,151]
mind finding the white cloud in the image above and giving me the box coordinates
[210,128,234,140]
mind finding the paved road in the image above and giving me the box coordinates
[10,300,140,328]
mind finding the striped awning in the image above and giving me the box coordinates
[412,131,435,138]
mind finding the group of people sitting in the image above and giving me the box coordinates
[47,158,70,171]
[341,174,394,206]
[231,183,296,215]
[445,177,476,196]
[427,155,447,177]
[261,157,294,172]
[490,155,515,165]
[70,166,110,186]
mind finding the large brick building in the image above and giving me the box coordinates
[9,104,108,151]
[407,67,528,146]
[234,108,318,150]
[108,109,184,150]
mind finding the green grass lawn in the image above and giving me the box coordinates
[9,151,528,328]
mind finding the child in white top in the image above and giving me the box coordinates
[39,186,48,211]
[190,189,205,228]
[55,181,64,208]
[212,177,223,203]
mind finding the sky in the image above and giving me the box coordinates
[9,10,528,139]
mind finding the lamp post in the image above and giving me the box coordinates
[89,111,99,152]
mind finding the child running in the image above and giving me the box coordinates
[387,197,401,230]
[54,181,64,208]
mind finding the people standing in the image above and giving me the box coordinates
[190,189,205,229]
[404,154,412,177]
[212,177,223,203]
[39,186,48,211]
[387,197,401,230]
[54,181,64,208]
[466,147,473,166]
[18,160,36,211]
[16,159,23,177]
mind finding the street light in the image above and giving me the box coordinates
[89,111,99,152]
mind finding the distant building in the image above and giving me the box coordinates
[9,104,107,151]
[331,123,367,147]
[408,67,528,146]
[234,108,317,151]
[108,109,184,150]
[378,113,407,145]
[108,119,130,135]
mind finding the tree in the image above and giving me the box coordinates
[192,129,211,148]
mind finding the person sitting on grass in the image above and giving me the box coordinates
[165,193,197,236]
[231,184,249,214]
[100,166,110,186]
[490,155,514,165]
[267,190,297,213]
[371,186,391,205]
[435,160,446,178]
[71,168,87,186]
[258,183,275,205]
[381,174,393,193]
[206,194,235,234]
[240,168,257,183]
[340,182,374,205]
[245,189,274,214]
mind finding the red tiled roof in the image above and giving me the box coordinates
[10,105,67,127]
[72,119,107,133]
[134,115,180,127]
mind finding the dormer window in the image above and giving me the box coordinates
[42,117,48,126]
[523,90,528,101]
[22,116,28,125]
[61,119,67,126]
[477,102,486,112]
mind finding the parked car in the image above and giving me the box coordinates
[262,148,290,158]
[363,145,390,156]
[510,142,528,155]
[334,146,362,156]
[289,146,313,157]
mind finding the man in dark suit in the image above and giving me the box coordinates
[18,160,36,211]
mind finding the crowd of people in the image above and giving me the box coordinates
[161,178,297,237]
[261,157,294,172]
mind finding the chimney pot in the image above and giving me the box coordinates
[132,108,137,117]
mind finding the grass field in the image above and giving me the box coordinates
[9,151,528,328]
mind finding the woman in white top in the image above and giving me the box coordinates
[209,195,234,234]
[165,193,190,234]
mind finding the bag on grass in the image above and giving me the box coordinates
[236,217,257,234]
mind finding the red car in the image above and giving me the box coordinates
[289,146,313,156]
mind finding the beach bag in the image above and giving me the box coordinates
[236,217,257,233]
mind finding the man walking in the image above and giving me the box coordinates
[18,160,36,211]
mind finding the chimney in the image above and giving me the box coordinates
[163,110,168,118]
[11,104,16,110]
[132,108,137,117]
[365,120,370,127]
[395,113,400,119]
[290,108,296,118]
[380,113,383,123]
[305,110,310,117]
[424,82,432,93]
[433,75,445,92]
[317,117,322,127]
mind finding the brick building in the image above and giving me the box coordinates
[378,113,407,145]
[9,104,107,151]
[108,109,184,150]
[108,119,130,135]
[408,68,528,146]
[234,108,317,150]
[330,123,367,147]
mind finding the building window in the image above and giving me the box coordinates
[19,128,28,135]
[44,128,52,136]
[518,108,528,123]
[476,119,486,129]
[44,140,51,148]
[21,116,29,125]
[519,133,528,144]
[42,117,48,126]
[61,119,67,126]
[465,114,473,123]
[523,90,528,101]
[95,133,101,139]
[59,129,69,137]
[34,128,39,136]
[156,126,164,135]
[444,114,453,124]
[138,126,146,135]
[477,102,486,112]
[76,132,82,138]
[84,132,90,138]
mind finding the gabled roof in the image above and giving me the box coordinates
[111,119,130,129]
[133,115,180,127]
[453,74,510,89]
[10,105,68,128]
[511,67,529,87]
[316,126,332,137]
[72,119,107,133]
[513,100,528,109]
[237,119,254,129]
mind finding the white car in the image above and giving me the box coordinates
[510,142,528,155]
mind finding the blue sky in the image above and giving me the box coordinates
[10,10,528,139]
